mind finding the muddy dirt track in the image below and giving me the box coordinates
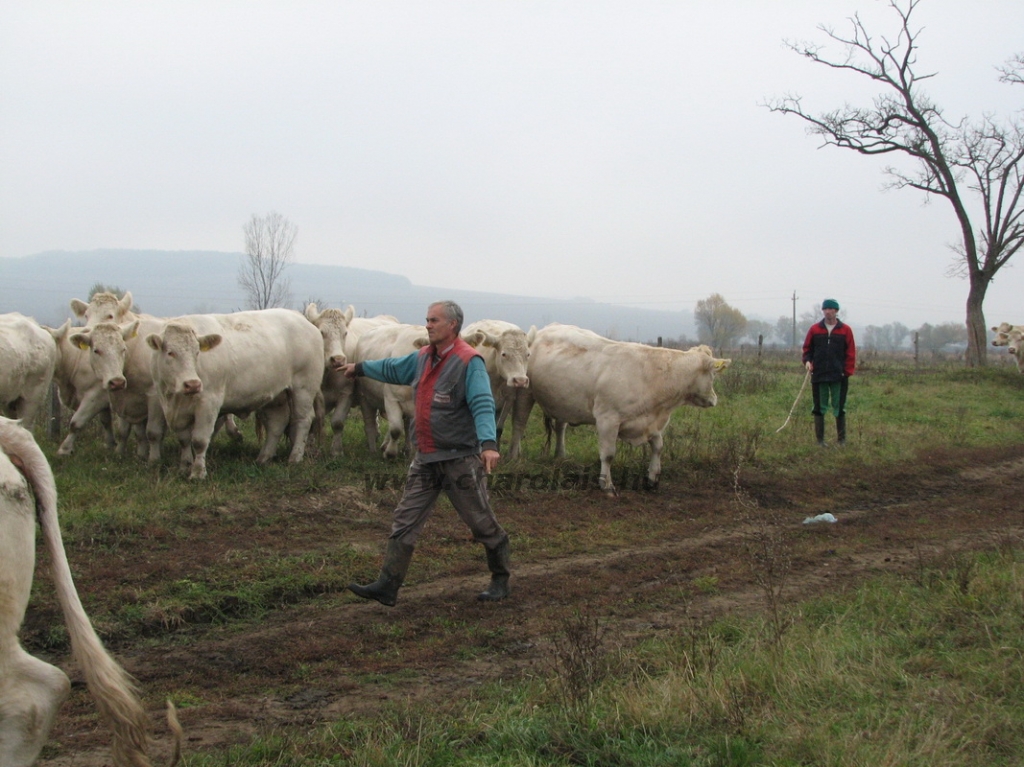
[32,443,1024,766]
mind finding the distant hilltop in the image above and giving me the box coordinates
[0,249,696,342]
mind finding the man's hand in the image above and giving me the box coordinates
[341,363,358,379]
[481,449,500,474]
[805,361,813,372]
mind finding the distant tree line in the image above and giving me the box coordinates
[687,292,970,354]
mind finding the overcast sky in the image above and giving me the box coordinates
[2,1,1022,330]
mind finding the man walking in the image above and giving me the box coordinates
[802,298,856,446]
[342,300,510,606]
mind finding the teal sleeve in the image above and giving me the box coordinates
[465,356,498,449]
[359,351,420,386]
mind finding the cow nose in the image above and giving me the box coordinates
[183,379,203,395]
[512,376,530,388]
[329,354,347,370]
[108,377,127,391]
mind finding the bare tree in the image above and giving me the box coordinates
[694,293,747,354]
[238,212,297,310]
[766,0,1024,366]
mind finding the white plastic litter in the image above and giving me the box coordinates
[802,513,837,525]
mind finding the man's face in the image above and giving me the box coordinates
[426,304,458,346]
[823,307,838,323]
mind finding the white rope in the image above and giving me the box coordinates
[775,369,810,433]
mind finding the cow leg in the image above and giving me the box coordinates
[595,416,620,494]
[285,389,317,464]
[381,391,405,459]
[0,650,71,767]
[255,400,291,465]
[98,407,117,449]
[112,414,131,456]
[145,399,166,462]
[131,421,149,459]
[327,399,346,457]
[554,421,568,458]
[175,428,194,474]
[0,493,71,767]
[224,414,244,441]
[57,392,111,456]
[507,389,535,460]
[645,432,664,491]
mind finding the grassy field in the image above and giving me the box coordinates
[29,350,1024,766]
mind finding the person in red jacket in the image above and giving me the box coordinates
[802,298,856,446]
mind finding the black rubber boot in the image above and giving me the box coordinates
[478,535,511,602]
[836,414,847,446]
[814,414,826,447]
[348,539,414,607]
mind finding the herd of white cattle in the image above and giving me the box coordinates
[1,291,732,490]
[0,293,731,764]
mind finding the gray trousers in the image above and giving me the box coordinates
[390,454,507,549]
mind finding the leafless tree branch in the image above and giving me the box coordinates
[238,212,296,310]
[764,0,1024,366]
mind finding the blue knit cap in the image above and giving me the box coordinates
[822,298,840,310]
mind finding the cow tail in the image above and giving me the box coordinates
[0,419,154,767]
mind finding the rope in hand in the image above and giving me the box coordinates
[775,368,810,433]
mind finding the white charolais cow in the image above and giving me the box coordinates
[303,304,354,456]
[46,320,117,455]
[461,320,535,446]
[1004,330,1024,372]
[146,309,324,479]
[45,292,144,456]
[0,416,177,767]
[0,313,57,430]
[991,322,1024,347]
[353,322,429,458]
[68,319,170,461]
[508,323,731,494]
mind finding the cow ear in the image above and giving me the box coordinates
[462,330,486,348]
[713,358,732,371]
[413,336,429,349]
[70,298,88,318]
[122,319,141,340]
[526,326,537,346]
[198,334,223,352]
[343,305,355,324]
[481,333,500,349]
[47,319,71,341]
[70,332,91,351]
[146,334,163,351]
[304,303,320,323]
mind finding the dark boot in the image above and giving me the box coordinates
[836,414,847,446]
[814,414,826,447]
[478,535,511,602]
[348,539,414,607]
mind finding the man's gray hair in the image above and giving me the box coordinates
[432,300,464,334]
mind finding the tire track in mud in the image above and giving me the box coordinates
[37,452,1024,766]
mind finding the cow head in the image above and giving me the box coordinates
[305,303,353,373]
[991,322,1024,347]
[147,322,222,396]
[70,291,134,328]
[69,320,139,392]
[462,325,533,389]
[678,347,731,408]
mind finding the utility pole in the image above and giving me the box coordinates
[791,291,798,348]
